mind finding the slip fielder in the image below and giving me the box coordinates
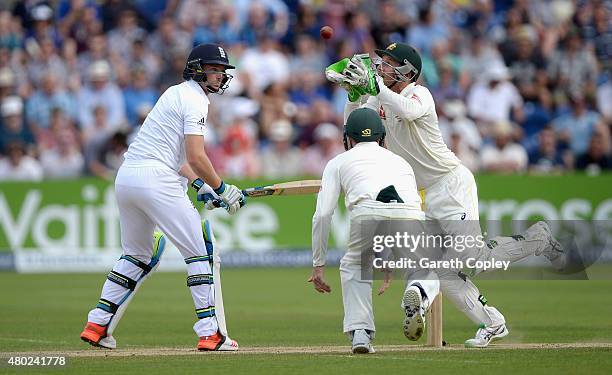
[331,42,565,347]
[309,108,426,354]
[80,43,244,351]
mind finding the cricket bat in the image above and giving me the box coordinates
[242,180,321,198]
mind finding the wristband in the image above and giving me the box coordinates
[191,178,204,191]
[213,180,226,195]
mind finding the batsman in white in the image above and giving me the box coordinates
[330,42,565,348]
[309,108,425,354]
[80,43,244,351]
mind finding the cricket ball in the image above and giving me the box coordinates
[320,26,334,40]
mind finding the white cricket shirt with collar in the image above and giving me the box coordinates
[311,142,421,266]
[123,79,209,172]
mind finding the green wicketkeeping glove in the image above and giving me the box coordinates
[325,55,378,102]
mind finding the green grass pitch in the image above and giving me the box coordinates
[1,268,611,374]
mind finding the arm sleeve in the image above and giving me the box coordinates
[182,93,208,136]
[311,159,342,267]
[343,95,378,123]
[375,84,430,121]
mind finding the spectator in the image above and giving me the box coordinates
[25,71,76,131]
[302,123,343,176]
[36,108,76,152]
[289,34,327,75]
[462,32,505,80]
[77,34,111,78]
[128,36,161,83]
[147,16,191,63]
[288,70,327,106]
[39,126,84,178]
[506,27,548,102]
[240,35,290,91]
[407,6,449,56]
[123,65,157,127]
[592,3,611,75]
[0,67,16,102]
[26,37,68,86]
[192,5,238,47]
[596,76,611,123]
[106,9,145,61]
[0,11,22,51]
[480,121,528,173]
[0,96,35,155]
[157,46,188,92]
[370,0,409,47]
[552,92,601,156]
[528,126,566,173]
[238,1,287,46]
[431,62,464,104]
[25,3,62,47]
[575,129,612,173]
[260,119,302,177]
[77,60,126,135]
[86,131,128,180]
[0,141,43,181]
[439,99,482,152]
[218,125,260,178]
[548,29,598,98]
[58,1,102,53]
[467,63,524,135]
[520,90,554,153]
[449,130,479,173]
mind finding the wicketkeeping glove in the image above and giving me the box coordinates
[325,54,380,101]
[345,54,380,96]
[325,58,367,102]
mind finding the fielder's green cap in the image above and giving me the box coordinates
[345,108,385,143]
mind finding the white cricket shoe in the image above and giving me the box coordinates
[401,286,426,341]
[351,329,375,354]
[464,324,509,348]
[98,335,116,349]
[526,221,566,270]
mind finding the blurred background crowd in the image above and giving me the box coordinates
[0,0,610,182]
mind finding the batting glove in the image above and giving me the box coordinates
[214,181,246,215]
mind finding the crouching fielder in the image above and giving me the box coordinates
[309,108,429,354]
[80,43,244,351]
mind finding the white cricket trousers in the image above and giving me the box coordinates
[423,164,505,327]
[87,164,218,337]
[341,202,426,335]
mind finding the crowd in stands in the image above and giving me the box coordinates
[0,0,610,182]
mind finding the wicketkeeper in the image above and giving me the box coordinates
[326,43,565,347]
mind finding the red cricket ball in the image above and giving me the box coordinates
[320,26,334,40]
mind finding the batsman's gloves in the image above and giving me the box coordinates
[214,181,246,215]
[193,178,245,214]
[193,178,222,210]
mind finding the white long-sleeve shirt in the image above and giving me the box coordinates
[311,142,421,266]
[345,83,460,189]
